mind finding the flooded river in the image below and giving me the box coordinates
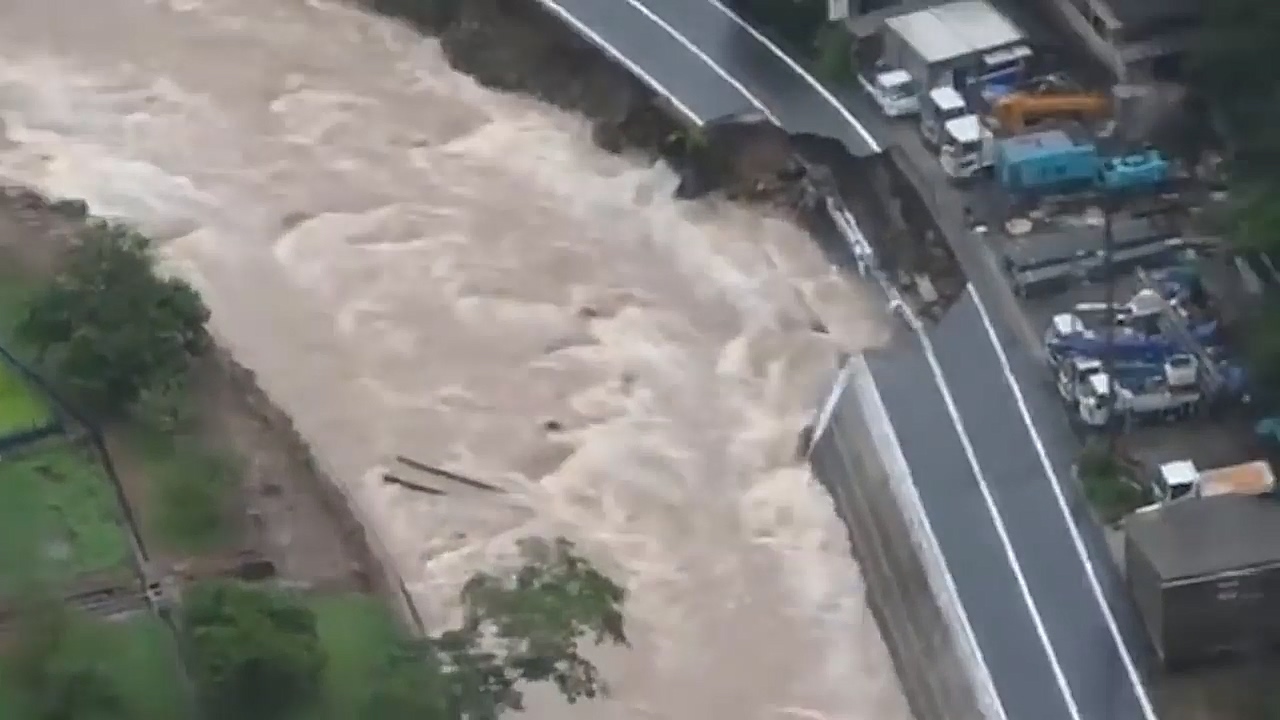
[0,0,909,717]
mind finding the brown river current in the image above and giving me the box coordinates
[0,0,911,717]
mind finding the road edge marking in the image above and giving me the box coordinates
[534,0,703,126]
[620,0,781,124]
[966,284,1159,720]
[700,0,880,150]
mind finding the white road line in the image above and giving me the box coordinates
[908,307,1083,720]
[533,0,703,126]
[700,0,880,151]
[849,357,1009,720]
[966,284,1159,720]
[619,0,780,124]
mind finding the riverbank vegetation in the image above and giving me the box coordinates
[724,0,857,83]
[1,538,627,720]
[0,214,631,718]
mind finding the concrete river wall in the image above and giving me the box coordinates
[807,194,993,720]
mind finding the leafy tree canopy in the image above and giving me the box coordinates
[180,580,327,720]
[16,222,211,417]
[366,537,629,720]
[2,598,126,720]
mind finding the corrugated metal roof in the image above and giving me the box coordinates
[1126,493,1280,583]
[933,1,1023,53]
[884,0,1025,65]
[885,8,969,64]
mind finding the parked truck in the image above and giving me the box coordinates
[858,69,919,117]
[1150,459,1277,503]
[920,86,967,148]
[1055,354,1201,428]
[939,115,995,179]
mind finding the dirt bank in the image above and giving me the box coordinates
[0,188,414,622]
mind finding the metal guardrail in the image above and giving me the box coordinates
[814,194,1003,720]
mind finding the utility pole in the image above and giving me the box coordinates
[1101,197,1120,454]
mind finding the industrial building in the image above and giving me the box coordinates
[1036,0,1202,81]
[1125,493,1280,668]
[877,0,1030,97]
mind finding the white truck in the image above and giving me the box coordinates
[1056,354,1201,428]
[1135,459,1278,515]
[919,86,966,147]
[938,115,994,180]
[858,69,919,117]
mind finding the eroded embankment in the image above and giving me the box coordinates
[366,0,964,318]
[0,189,422,630]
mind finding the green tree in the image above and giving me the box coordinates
[365,537,628,719]
[16,221,211,417]
[181,580,327,720]
[3,600,126,720]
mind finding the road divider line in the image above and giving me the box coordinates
[699,0,880,150]
[619,0,780,124]
[532,0,703,126]
[966,284,1159,720]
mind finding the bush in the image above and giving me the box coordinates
[814,23,857,83]
[1077,441,1148,523]
[182,581,326,720]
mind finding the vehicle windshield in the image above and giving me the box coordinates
[878,77,917,101]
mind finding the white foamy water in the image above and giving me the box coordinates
[0,0,909,717]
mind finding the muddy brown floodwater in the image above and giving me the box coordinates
[0,0,912,717]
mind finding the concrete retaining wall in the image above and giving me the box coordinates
[809,199,1001,720]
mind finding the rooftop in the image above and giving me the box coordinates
[1126,493,1280,583]
[996,129,1092,163]
[884,0,1024,65]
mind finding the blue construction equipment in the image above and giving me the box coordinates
[1098,149,1169,192]
[994,129,1169,195]
[995,130,1098,192]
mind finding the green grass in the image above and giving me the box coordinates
[312,594,404,719]
[0,444,131,588]
[0,614,188,720]
[0,361,51,436]
[127,424,235,556]
[0,279,52,438]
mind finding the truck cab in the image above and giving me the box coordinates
[1055,356,1113,428]
[919,86,966,147]
[859,69,919,117]
[939,115,994,180]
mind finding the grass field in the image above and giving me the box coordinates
[0,614,188,720]
[0,361,51,437]
[312,593,404,719]
[0,444,131,588]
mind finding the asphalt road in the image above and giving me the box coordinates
[536,0,758,123]
[864,334,1073,720]
[537,0,880,155]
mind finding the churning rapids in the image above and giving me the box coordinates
[0,0,910,716]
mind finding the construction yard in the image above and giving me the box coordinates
[850,0,1280,715]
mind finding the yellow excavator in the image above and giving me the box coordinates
[993,91,1110,134]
